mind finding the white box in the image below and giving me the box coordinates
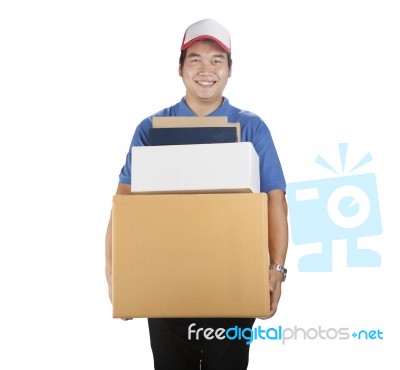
[131,142,260,193]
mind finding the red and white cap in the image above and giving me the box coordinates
[181,18,231,53]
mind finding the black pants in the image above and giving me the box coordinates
[148,317,256,370]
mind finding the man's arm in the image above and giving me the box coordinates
[266,189,288,318]
[105,183,132,302]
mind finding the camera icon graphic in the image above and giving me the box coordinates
[286,144,382,272]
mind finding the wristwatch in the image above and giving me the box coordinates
[269,264,287,282]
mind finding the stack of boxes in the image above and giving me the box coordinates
[112,117,270,319]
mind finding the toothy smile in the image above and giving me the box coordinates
[196,81,216,86]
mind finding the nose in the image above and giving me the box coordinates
[198,61,214,75]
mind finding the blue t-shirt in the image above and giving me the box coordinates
[119,97,286,193]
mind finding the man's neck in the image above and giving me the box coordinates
[185,96,223,117]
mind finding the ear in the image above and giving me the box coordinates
[228,67,232,78]
[178,65,182,77]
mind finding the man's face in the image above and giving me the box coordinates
[179,40,231,106]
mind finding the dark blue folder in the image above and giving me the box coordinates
[148,127,238,146]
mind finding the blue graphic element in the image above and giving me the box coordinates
[338,143,348,173]
[287,144,382,272]
[349,152,373,173]
[315,155,337,174]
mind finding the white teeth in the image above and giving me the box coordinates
[197,81,215,86]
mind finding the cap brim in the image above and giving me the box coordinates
[181,36,231,53]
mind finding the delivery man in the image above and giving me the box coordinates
[105,18,288,370]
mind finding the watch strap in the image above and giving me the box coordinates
[269,264,287,281]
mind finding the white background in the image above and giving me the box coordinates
[1,0,399,368]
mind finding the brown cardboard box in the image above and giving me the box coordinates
[112,193,269,318]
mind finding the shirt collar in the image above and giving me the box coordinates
[176,97,230,117]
